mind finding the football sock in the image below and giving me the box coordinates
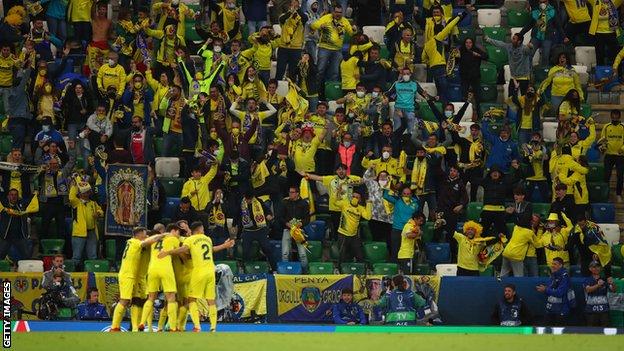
[131,306,141,331]
[157,306,168,331]
[178,305,188,331]
[167,302,178,331]
[140,300,154,329]
[209,304,217,331]
[189,301,200,329]
[111,303,126,329]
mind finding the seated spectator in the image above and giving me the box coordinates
[583,261,615,327]
[491,284,531,326]
[40,270,80,316]
[376,275,426,325]
[77,287,110,320]
[332,288,366,325]
[536,257,572,326]
[173,197,199,224]
[86,104,114,152]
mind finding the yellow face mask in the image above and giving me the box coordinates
[210,131,218,139]
[433,15,442,23]
[39,69,47,76]
[231,128,240,136]
[350,198,359,206]
[44,85,52,94]
[134,82,143,90]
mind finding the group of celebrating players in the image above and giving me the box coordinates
[109,221,235,332]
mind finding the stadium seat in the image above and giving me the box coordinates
[277,262,303,275]
[483,27,507,42]
[327,100,343,113]
[450,102,474,122]
[154,137,164,157]
[245,261,270,273]
[507,10,530,27]
[40,239,65,255]
[466,202,483,221]
[373,263,398,275]
[480,62,498,85]
[380,45,390,59]
[417,101,442,122]
[160,177,185,197]
[271,61,278,79]
[480,266,495,276]
[570,265,582,277]
[306,220,328,242]
[184,22,202,42]
[269,240,282,264]
[235,241,261,261]
[612,266,624,278]
[572,64,588,74]
[329,241,340,261]
[413,64,428,83]
[425,243,451,267]
[0,261,10,272]
[532,65,551,86]
[216,260,239,274]
[17,260,43,273]
[598,223,620,245]
[504,0,528,10]
[57,307,75,319]
[435,264,457,276]
[324,82,342,100]
[539,265,550,277]
[307,241,323,262]
[477,9,501,27]
[272,24,282,35]
[506,223,515,235]
[155,157,181,178]
[486,45,508,69]
[581,103,592,118]
[503,65,512,82]
[530,203,550,219]
[542,121,558,142]
[592,203,616,223]
[162,197,181,219]
[458,27,476,43]
[453,7,472,27]
[309,262,334,274]
[105,239,116,262]
[587,163,605,183]
[359,221,373,242]
[276,80,289,96]
[612,244,624,266]
[422,222,435,243]
[574,46,597,68]
[64,260,75,272]
[84,260,110,272]
[362,26,385,44]
[364,242,388,263]
[448,84,463,102]
[588,182,610,203]
[479,85,498,103]
[414,264,431,275]
[340,262,366,275]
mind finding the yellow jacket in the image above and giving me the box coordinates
[145,25,186,66]
[340,56,360,90]
[503,226,535,261]
[600,122,624,155]
[97,64,127,96]
[248,33,279,70]
[571,121,596,159]
[69,184,103,238]
[559,165,589,204]
[310,14,353,51]
[526,148,547,181]
[421,15,461,68]
[145,69,170,114]
[538,213,573,264]
[362,156,403,179]
[538,65,584,99]
[454,232,488,271]
[180,164,218,211]
[0,55,19,87]
[549,152,587,198]
[68,0,93,22]
[279,10,306,49]
[588,0,623,35]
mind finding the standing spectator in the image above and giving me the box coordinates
[550,183,576,220]
[537,53,583,110]
[458,37,487,109]
[536,257,572,326]
[332,288,366,325]
[491,284,532,326]
[398,212,425,274]
[525,214,543,277]
[281,186,310,271]
[583,261,615,327]
[0,189,37,260]
[456,221,502,276]
[161,86,187,157]
[336,190,372,264]
[7,67,32,151]
[600,109,624,202]
[537,213,573,267]
[96,52,126,101]
[522,133,549,202]
[479,164,522,237]
[180,163,218,227]
[69,179,104,268]
[561,0,591,45]
[0,43,21,114]
[37,153,75,243]
[388,68,428,133]
[126,116,156,165]
[310,5,354,100]
[303,0,321,62]
[276,0,308,80]
[238,191,277,271]
[384,11,414,58]
[452,123,484,201]
[501,216,535,277]
[383,185,420,262]
[588,0,620,66]
[436,164,469,250]
[371,121,405,159]
[62,82,94,162]
[1,149,32,198]
[41,0,69,41]
[173,197,199,224]
[68,0,94,45]
[485,34,535,96]
[505,187,533,226]
[571,215,613,277]
[243,0,269,35]
[77,287,110,320]
[205,189,230,261]
[519,0,565,66]
[362,169,394,245]
[481,122,519,173]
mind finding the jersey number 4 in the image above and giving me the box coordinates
[201,244,211,260]
[155,240,164,251]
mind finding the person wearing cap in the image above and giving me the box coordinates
[450,122,484,201]
[491,284,532,326]
[536,257,571,326]
[69,176,104,268]
[332,288,366,325]
[583,261,616,327]
[537,212,573,267]
[570,214,612,277]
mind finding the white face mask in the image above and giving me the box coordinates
[539,3,547,9]
[444,110,453,118]
[343,141,351,148]
[371,92,379,98]
[356,91,365,98]
[378,179,388,187]
[402,74,410,82]
[249,76,255,82]
[213,46,222,53]
[42,125,51,132]
[348,112,355,118]
[382,151,390,160]
[108,59,115,66]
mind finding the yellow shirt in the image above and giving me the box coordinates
[0,55,18,87]
[526,149,547,181]
[537,213,573,264]
[562,0,591,23]
[97,64,127,95]
[518,96,534,130]
[362,157,403,179]
[293,137,321,172]
[340,56,360,90]
[596,7,612,33]
[145,70,169,113]
[398,220,420,259]
[454,232,488,271]
[183,234,215,272]
[149,234,180,271]
[336,200,372,236]
[180,164,218,211]
[321,175,362,212]
[600,122,624,155]
[310,14,354,51]
[69,0,93,22]
[421,15,460,68]
[539,66,583,99]
[502,226,535,261]
[119,238,143,278]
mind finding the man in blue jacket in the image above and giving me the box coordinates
[536,257,572,326]
[332,288,366,325]
[482,121,520,174]
[77,287,110,320]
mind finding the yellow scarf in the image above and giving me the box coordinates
[469,140,483,163]
[210,203,226,227]
[300,178,316,221]
[425,146,447,155]
[241,198,266,229]
[412,158,428,192]
[251,160,270,189]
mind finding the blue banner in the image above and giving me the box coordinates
[105,164,148,236]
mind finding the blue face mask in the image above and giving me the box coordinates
[444,111,453,118]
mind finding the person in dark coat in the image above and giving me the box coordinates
[125,116,156,165]
[436,164,469,257]
[550,183,576,223]
[492,284,532,326]
[458,37,488,108]
[181,105,200,177]
[173,197,199,224]
[280,186,310,271]
[480,163,523,237]
[358,46,388,92]
[353,0,384,26]
[0,189,36,260]
[332,288,366,324]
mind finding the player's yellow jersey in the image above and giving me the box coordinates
[183,234,215,271]
[149,234,180,271]
[119,238,143,278]
[136,246,151,279]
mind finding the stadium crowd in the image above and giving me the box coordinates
[0,0,623,327]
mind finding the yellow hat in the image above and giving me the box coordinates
[5,13,23,26]
[463,221,483,237]
[547,213,559,221]
[7,5,26,17]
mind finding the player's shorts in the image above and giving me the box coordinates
[189,271,215,300]
[132,277,147,299]
[147,267,177,293]
[176,277,190,299]
[118,276,136,300]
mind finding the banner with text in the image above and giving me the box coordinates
[222,274,267,320]
[106,164,148,236]
[94,273,120,316]
[0,272,88,320]
[275,275,353,322]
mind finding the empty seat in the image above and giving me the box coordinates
[574,46,597,68]
[327,100,343,113]
[17,260,44,273]
[587,163,605,182]
[466,202,483,221]
[364,242,388,264]
[216,260,239,274]
[40,239,65,255]
[612,244,624,266]
[245,261,270,273]
[507,9,530,27]
[84,260,110,272]
[480,62,498,85]
[504,0,528,10]
[105,239,116,262]
[154,137,164,157]
[436,263,457,276]
[479,85,498,103]
[324,82,342,100]
[362,25,385,44]
[425,243,451,267]
[448,84,463,102]
[304,220,327,242]
[0,261,11,272]
[532,203,551,219]
[588,182,610,202]
[421,222,435,243]
[451,102,473,122]
[340,262,366,275]
[155,157,181,178]
[373,263,399,275]
[162,197,181,219]
[572,64,588,74]
[309,262,334,274]
[598,223,620,245]
[277,261,303,275]
[592,203,616,223]
[269,240,282,264]
[276,80,289,97]
[414,264,431,275]
[477,9,502,27]
[453,7,472,27]
[412,63,428,82]
[486,45,509,69]
[160,177,185,197]
[418,101,442,122]
[359,221,373,242]
[542,121,558,142]
[458,27,476,43]
[483,27,507,42]
[306,241,323,262]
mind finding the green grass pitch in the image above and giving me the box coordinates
[11,333,624,351]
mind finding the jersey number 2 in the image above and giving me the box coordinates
[201,244,211,260]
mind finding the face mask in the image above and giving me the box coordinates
[526,91,535,98]
[539,3,547,9]
[44,85,52,94]
[378,179,388,187]
[249,76,255,82]
[97,112,106,119]
[227,2,236,8]
[108,59,115,66]
[213,46,222,53]
[134,82,143,90]
[433,15,442,22]
[210,131,218,139]
[350,198,359,206]
[232,128,240,136]
[444,110,452,118]
[356,91,365,98]
[417,155,425,160]
[348,112,355,118]
[371,92,379,98]
[39,69,47,76]
[343,141,351,148]
[382,151,390,160]
[402,196,411,202]
[402,74,410,82]
[42,125,51,132]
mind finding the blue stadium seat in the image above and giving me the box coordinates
[594,66,614,81]
[586,143,601,162]
[448,84,463,101]
[570,265,582,277]
[591,203,615,223]
[425,243,451,268]
[163,197,180,219]
[304,220,326,242]
[528,183,546,203]
[277,261,303,275]
[269,240,283,264]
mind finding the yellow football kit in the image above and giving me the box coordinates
[185,234,216,300]
[132,246,151,299]
[118,238,143,300]
[147,235,180,293]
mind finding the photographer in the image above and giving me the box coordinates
[42,255,73,291]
